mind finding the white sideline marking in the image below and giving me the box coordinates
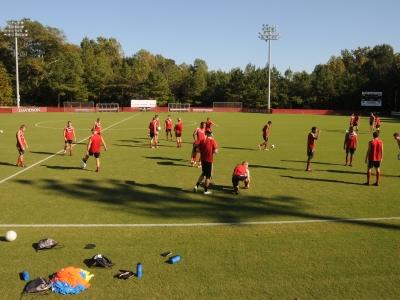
[0,216,399,228]
[0,114,139,185]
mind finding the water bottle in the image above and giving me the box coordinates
[136,262,142,278]
[168,255,181,264]
[21,271,30,281]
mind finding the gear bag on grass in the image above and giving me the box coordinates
[35,238,63,251]
[21,277,52,296]
[87,254,114,268]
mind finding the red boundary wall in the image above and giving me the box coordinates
[271,109,345,115]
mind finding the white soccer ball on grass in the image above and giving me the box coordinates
[5,230,17,242]
[0,130,4,134]
[271,144,275,149]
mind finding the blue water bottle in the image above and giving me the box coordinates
[136,263,142,278]
[168,255,181,264]
[21,271,30,281]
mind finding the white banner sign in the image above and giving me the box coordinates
[130,100,157,108]
[361,92,382,107]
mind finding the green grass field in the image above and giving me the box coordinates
[0,112,399,299]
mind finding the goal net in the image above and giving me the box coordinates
[96,103,120,112]
[212,102,243,112]
[63,101,95,112]
[168,103,191,112]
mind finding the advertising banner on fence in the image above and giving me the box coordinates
[12,107,47,113]
[361,92,382,107]
[131,99,157,108]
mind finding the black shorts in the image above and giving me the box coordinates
[175,132,182,138]
[166,129,172,133]
[369,121,373,126]
[346,148,356,154]
[307,148,314,158]
[201,161,213,179]
[263,135,268,142]
[232,175,247,186]
[89,151,100,158]
[352,123,358,127]
[17,144,25,155]
[65,140,73,144]
[368,160,380,168]
[150,132,155,138]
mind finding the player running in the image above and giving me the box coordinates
[393,132,400,160]
[205,117,217,133]
[81,129,108,172]
[343,126,358,166]
[174,118,183,148]
[148,117,158,148]
[194,131,218,195]
[306,126,320,171]
[232,161,250,195]
[16,124,28,167]
[369,113,375,132]
[365,131,383,186]
[92,118,102,134]
[259,121,272,150]
[164,115,174,141]
[63,121,76,156]
[374,116,381,131]
[191,122,206,167]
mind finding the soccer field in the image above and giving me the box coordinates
[0,112,399,299]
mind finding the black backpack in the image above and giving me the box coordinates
[21,277,52,296]
[87,254,114,268]
[34,238,62,251]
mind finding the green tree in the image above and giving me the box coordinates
[0,63,13,105]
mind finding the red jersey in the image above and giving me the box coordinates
[375,117,381,126]
[205,120,213,132]
[194,128,206,143]
[353,115,359,125]
[349,116,354,126]
[233,164,247,176]
[165,118,173,130]
[262,125,270,137]
[368,138,383,161]
[198,137,218,163]
[307,132,317,149]
[149,120,157,133]
[175,121,183,133]
[64,126,75,140]
[89,134,102,153]
[345,132,357,149]
[93,121,102,133]
[16,129,26,148]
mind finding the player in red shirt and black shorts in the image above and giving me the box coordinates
[365,131,383,186]
[343,126,358,166]
[148,117,158,148]
[259,121,272,150]
[374,116,381,131]
[369,113,375,132]
[352,114,360,131]
[191,122,206,167]
[92,118,102,134]
[306,126,320,171]
[164,115,174,141]
[194,131,218,195]
[16,124,28,167]
[82,129,108,172]
[232,161,250,195]
[174,118,183,148]
[63,121,76,156]
[205,117,217,133]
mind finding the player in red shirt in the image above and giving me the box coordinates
[194,131,218,194]
[63,121,76,156]
[369,113,375,132]
[306,126,320,171]
[16,124,28,167]
[174,118,183,148]
[148,117,158,148]
[374,116,381,131]
[394,132,400,160]
[191,122,206,167]
[205,117,217,133]
[92,118,102,134]
[349,113,355,127]
[343,126,358,166]
[81,129,108,172]
[365,131,383,186]
[232,161,250,195]
[164,115,174,141]
[259,121,272,150]
[352,114,360,131]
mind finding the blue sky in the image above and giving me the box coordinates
[1,0,399,72]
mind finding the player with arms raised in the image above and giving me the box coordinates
[306,126,320,171]
[164,115,174,141]
[365,131,383,186]
[82,129,108,172]
[63,121,76,156]
[343,126,358,166]
[174,118,183,148]
[16,124,28,167]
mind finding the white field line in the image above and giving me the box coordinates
[0,114,139,185]
[0,216,399,228]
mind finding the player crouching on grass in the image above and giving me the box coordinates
[365,131,383,186]
[81,129,107,172]
[344,126,358,166]
[16,124,28,167]
[232,161,250,195]
[306,126,320,171]
[194,131,218,195]
[63,121,76,156]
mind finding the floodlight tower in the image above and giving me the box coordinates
[258,24,280,112]
[4,20,28,108]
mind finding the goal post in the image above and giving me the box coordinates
[96,103,120,112]
[63,101,95,112]
[168,103,191,112]
[212,102,243,112]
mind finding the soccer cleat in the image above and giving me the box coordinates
[373,182,379,186]
[193,185,198,192]
[81,160,87,169]
[203,190,212,195]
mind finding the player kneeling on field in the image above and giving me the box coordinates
[81,129,107,172]
[232,161,250,195]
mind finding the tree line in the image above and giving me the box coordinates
[1,19,399,110]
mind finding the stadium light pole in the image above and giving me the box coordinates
[4,20,28,108]
[258,24,279,112]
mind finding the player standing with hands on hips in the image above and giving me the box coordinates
[306,126,320,171]
[365,131,383,186]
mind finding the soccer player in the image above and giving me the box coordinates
[16,124,28,167]
[205,117,217,133]
[174,118,183,148]
[194,131,218,195]
[343,126,358,166]
[148,117,158,148]
[164,115,174,141]
[349,113,355,127]
[352,114,360,131]
[369,113,375,132]
[154,115,160,146]
[365,131,383,186]
[374,116,381,131]
[81,129,107,172]
[92,118,102,134]
[394,132,400,159]
[232,161,250,195]
[306,126,320,171]
[63,121,76,156]
[259,121,272,150]
[191,122,206,167]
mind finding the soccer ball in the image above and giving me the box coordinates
[271,144,275,149]
[157,126,161,131]
[0,130,3,134]
[5,230,17,242]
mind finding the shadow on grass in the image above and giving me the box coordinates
[250,164,303,172]
[0,236,7,242]
[31,151,61,155]
[324,169,400,178]
[281,175,365,186]
[0,161,16,167]
[42,164,85,171]
[222,146,257,151]
[281,159,343,166]
[14,178,400,231]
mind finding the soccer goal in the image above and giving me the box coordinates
[212,102,243,112]
[168,103,191,112]
[63,101,95,112]
[96,103,120,112]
